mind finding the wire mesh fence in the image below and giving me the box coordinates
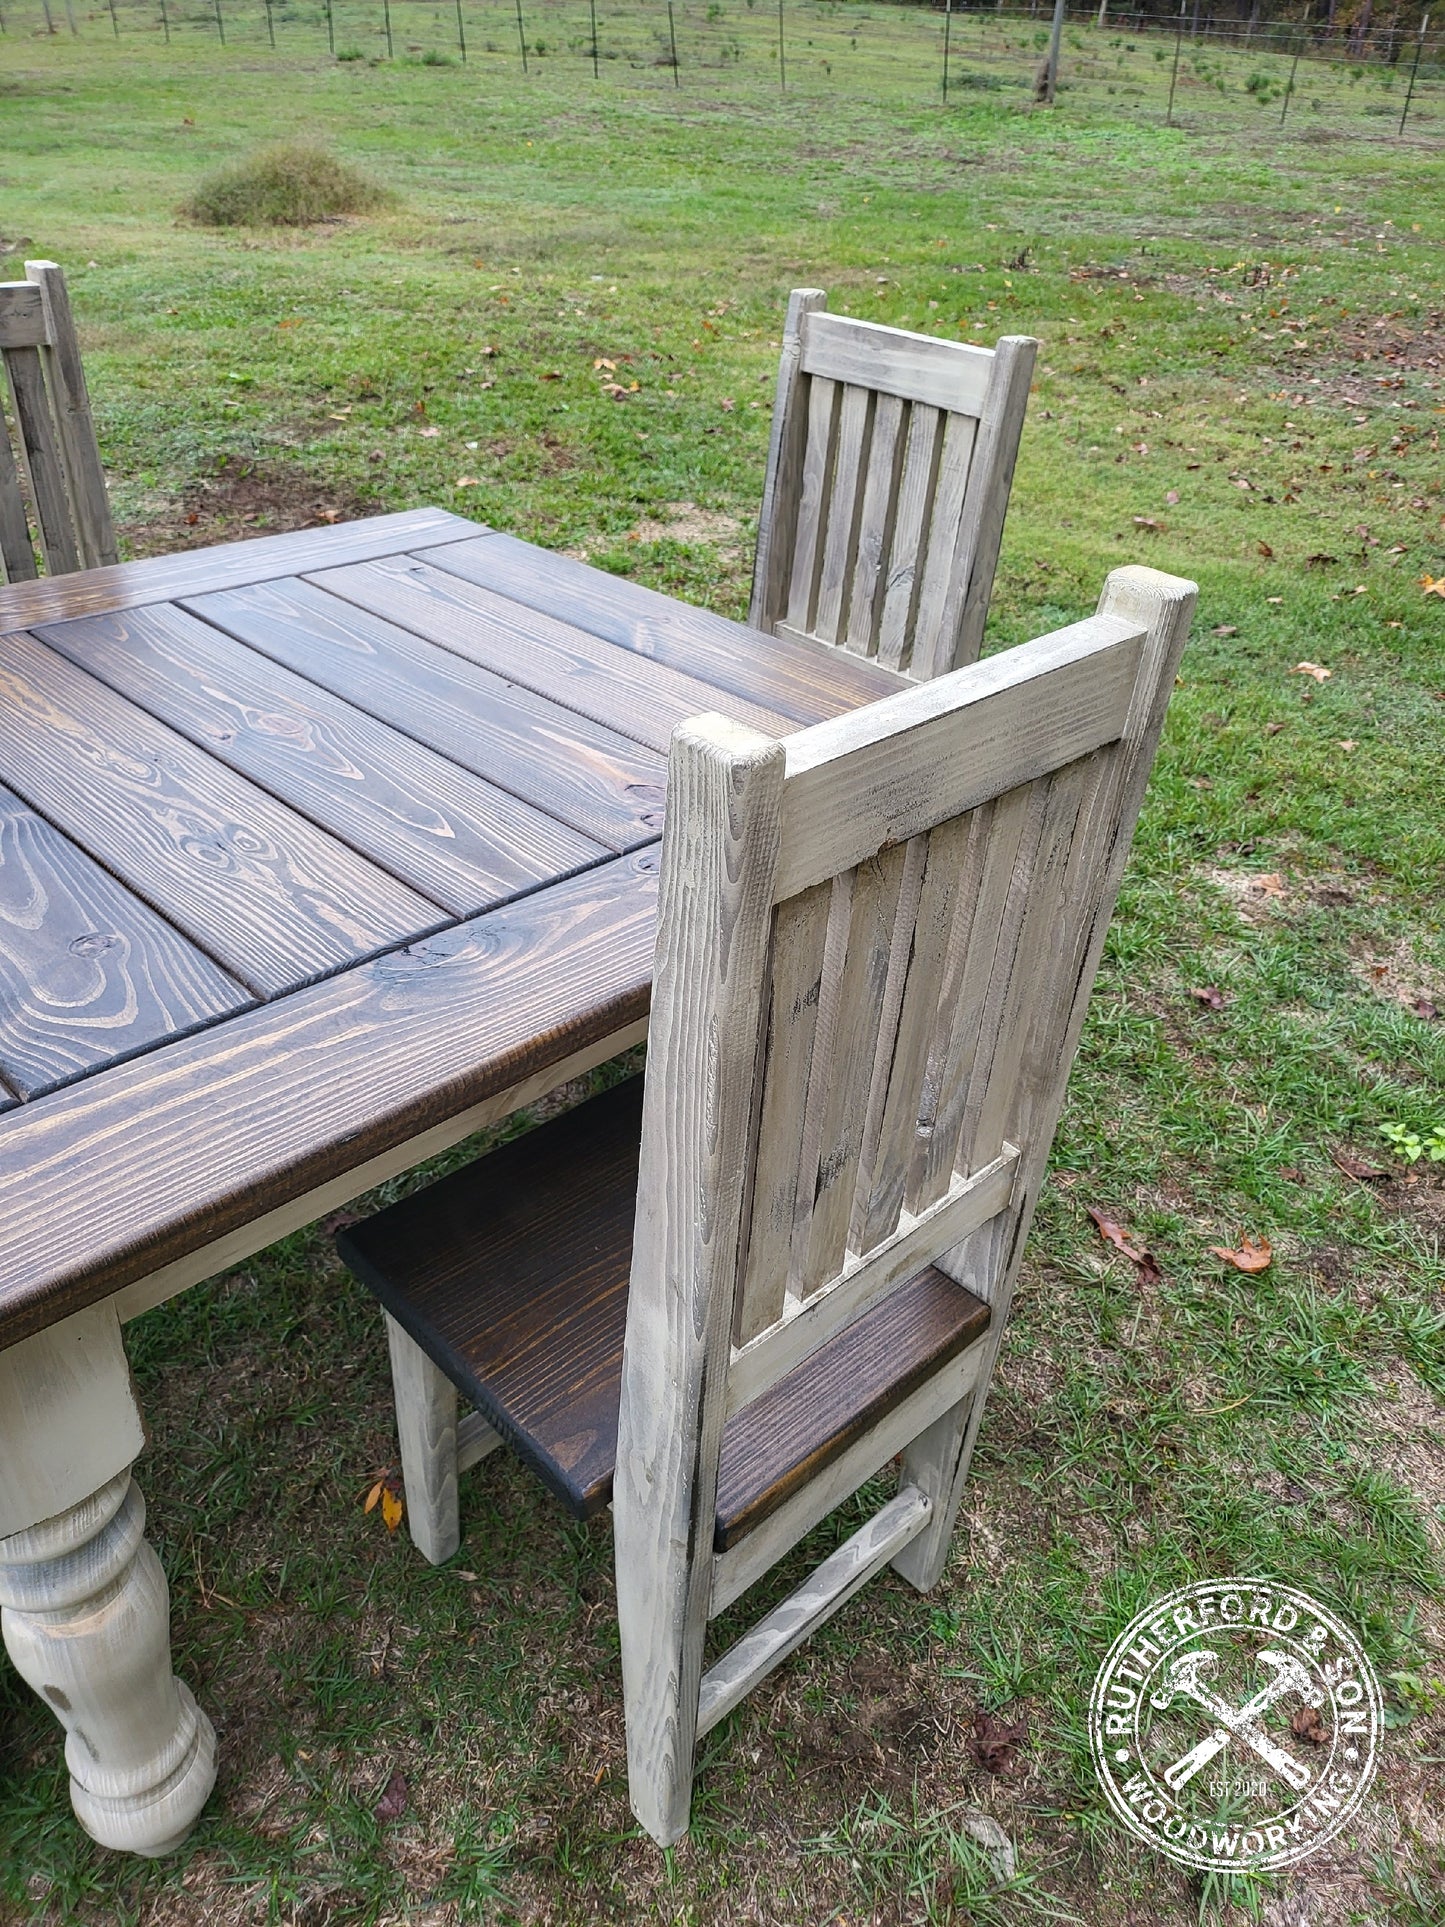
[2,0,1440,137]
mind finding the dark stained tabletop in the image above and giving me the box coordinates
[0,509,905,1352]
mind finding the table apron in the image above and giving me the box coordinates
[112,1018,648,1328]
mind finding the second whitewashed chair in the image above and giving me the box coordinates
[338,563,1195,1845]
[0,260,116,585]
[749,289,1038,679]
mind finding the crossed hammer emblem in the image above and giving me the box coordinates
[1150,1648,1314,1794]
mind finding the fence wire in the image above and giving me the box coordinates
[2,0,1440,137]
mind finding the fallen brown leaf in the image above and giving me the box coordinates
[1420,575,1445,598]
[1305,552,1339,568]
[968,1710,1028,1777]
[1256,540,1274,558]
[1263,721,1285,735]
[1330,1146,1388,1182]
[1086,1207,1163,1285]
[1413,996,1438,1021]
[1209,1236,1273,1273]
[1212,623,1238,636]
[1165,488,1180,506]
[1189,985,1227,1010]
[381,1484,404,1533]
[1292,662,1332,682]
[1290,1705,1329,1746]
[1133,515,1164,532]
[1254,872,1288,897]
[374,1770,409,1822]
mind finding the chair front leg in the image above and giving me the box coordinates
[385,1313,460,1565]
[889,1388,979,1593]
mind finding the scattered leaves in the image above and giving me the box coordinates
[364,1476,405,1532]
[418,425,440,438]
[1263,721,1285,735]
[1413,996,1438,1022]
[1212,623,1238,636]
[373,1770,409,1823]
[1086,1207,1163,1286]
[1254,872,1288,898]
[1306,552,1339,568]
[1209,1236,1273,1273]
[1133,515,1164,532]
[1256,540,1274,558]
[455,476,481,488]
[1420,575,1445,598]
[968,1711,1029,1777]
[1330,1146,1387,1182]
[1189,985,1227,1010]
[1292,662,1332,682]
[1165,488,1180,506]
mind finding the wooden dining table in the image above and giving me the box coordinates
[0,506,906,1856]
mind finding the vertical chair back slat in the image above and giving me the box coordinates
[751,290,1037,677]
[0,262,117,585]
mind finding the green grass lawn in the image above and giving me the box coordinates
[1,26,1442,1927]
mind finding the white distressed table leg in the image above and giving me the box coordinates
[0,1470,217,1855]
[0,1301,216,1857]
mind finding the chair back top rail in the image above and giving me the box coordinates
[614,565,1195,1784]
[749,288,1037,681]
[1,262,118,585]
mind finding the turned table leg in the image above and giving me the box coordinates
[0,1301,217,1857]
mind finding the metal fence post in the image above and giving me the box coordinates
[1166,0,1186,122]
[1280,37,1302,123]
[1400,12,1429,132]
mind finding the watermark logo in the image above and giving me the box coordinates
[1088,1577,1382,1873]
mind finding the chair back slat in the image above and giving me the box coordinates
[752,290,1036,677]
[0,261,117,585]
[5,345,80,576]
[0,425,38,584]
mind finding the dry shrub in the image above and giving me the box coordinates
[181,142,388,228]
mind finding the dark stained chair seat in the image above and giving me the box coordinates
[338,1079,991,1553]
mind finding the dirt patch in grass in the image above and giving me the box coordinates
[627,501,744,548]
[121,460,380,558]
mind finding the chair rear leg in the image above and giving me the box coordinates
[889,1387,980,1593]
[615,1491,710,1846]
[385,1313,460,1566]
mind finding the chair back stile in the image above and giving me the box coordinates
[0,261,117,585]
[749,289,1037,679]
[614,564,1195,1843]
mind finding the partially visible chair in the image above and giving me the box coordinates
[749,289,1037,679]
[338,563,1195,1845]
[0,259,116,584]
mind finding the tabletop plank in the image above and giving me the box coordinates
[183,577,668,851]
[308,554,799,755]
[0,629,443,998]
[0,850,659,1352]
[0,784,251,1100]
[0,508,482,635]
[416,531,910,725]
[34,602,605,919]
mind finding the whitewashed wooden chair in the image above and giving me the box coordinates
[0,260,117,584]
[750,290,1037,678]
[337,563,1195,1845]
